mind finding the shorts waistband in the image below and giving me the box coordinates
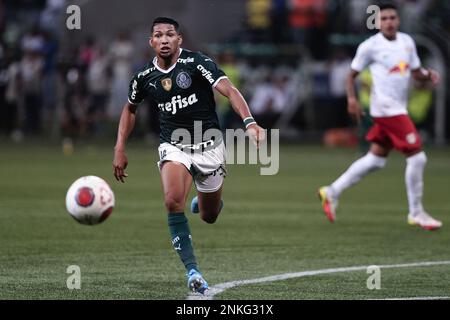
[170,138,219,152]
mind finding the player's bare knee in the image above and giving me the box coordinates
[164,195,185,212]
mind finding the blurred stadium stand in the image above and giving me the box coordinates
[0,0,449,145]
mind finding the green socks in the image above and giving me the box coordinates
[168,213,198,272]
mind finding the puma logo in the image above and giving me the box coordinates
[149,82,157,89]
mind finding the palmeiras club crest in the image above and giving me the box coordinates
[161,78,172,91]
[176,71,192,89]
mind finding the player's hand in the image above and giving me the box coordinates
[347,97,364,125]
[428,69,440,86]
[113,149,129,183]
[247,124,266,149]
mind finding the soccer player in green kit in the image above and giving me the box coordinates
[113,17,264,294]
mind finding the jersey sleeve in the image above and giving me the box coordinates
[127,72,147,105]
[409,36,422,70]
[195,53,227,87]
[351,39,373,72]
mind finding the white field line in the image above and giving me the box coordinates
[187,260,450,300]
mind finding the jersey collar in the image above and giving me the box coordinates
[153,48,183,74]
[378,32,398,44]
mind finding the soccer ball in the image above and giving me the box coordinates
[65,176,115,225]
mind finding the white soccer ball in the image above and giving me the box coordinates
[65,176,115,225]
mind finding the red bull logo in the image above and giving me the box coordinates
[389,61,410,75]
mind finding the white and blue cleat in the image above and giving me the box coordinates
[190,196,200,213]
[190,196,223,214]
[187,269,209,294]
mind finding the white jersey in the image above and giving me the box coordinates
[351,32,421,117]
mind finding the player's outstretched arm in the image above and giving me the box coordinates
[346,69,364,124]
[214,78,265,148]
[113,102,137,183]
[412,68,440,86]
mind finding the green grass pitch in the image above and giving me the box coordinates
[0,141,449,299]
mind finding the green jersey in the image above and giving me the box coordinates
[128,48,227,145]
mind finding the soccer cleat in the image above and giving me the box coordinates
[187,269,209,294]
[317,186,338,223]
[190,196,223,214]
[408,212,442,231]
[191,196,200,214]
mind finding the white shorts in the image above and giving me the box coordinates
[157,142,227,193]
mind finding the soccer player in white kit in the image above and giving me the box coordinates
[318,3,442,230]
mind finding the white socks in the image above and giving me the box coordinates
[329,150,427,217]
[330,152,387,198]
[405,151,427,216]
[328,150,427,216]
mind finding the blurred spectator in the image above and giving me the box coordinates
[41,30,58,122]
[216,51,242,131]
[39,0,66,36]
[0,47,20,136]
[61,58,89,139]
[249,73,291,129]
[247,0,272,29]
[108,32,134,118]
[288,0,328,58]
[78,36,97,70]
[270,0,289,43]
[288,0,327,43]
[246,0,272,42]
[87,46,111,136]
[21,25,44,53]
[19,49,43,134]
[328,48,352,128]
